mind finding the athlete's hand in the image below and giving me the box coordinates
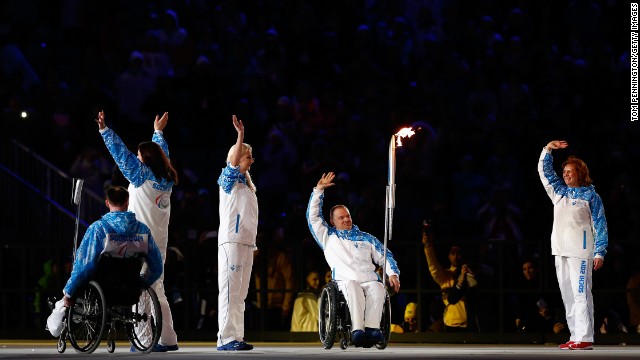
[389,275,400,293]
[154,112,169,131]
[594,258,604,271]
[546,140,568,151]
[316,172,335,190]
[95,110,106,130]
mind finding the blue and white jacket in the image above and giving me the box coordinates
[63,211,163,297]
[217,164,259,246]
[307,188,400,283]
[538,147,608,260]
[100,127,173,250]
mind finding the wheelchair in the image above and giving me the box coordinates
[56,257,162,354]
[318,280,391,350]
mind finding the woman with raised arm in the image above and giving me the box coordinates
[216,115,258,351]
[538,140,608,351]
[96,111,179,352]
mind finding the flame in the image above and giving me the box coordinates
[395,127,415,147]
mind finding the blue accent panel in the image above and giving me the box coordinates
[152,131,170,159]
[235,214,240,233]
[217,164,246,194]
[102,129,155,187]
[542,152,569,197]
[589,192,609,258]
[332,227,401,276]
[583,231,586,249]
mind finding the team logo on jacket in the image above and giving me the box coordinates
[155,194,170,209]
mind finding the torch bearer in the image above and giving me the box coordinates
[382,128,415,288]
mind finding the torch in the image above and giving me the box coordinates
[71,178,84,262]
[382,127,415,288]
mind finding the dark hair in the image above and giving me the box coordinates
[106,186,129,206]
[561,156,592,186]
[138,141,179,184]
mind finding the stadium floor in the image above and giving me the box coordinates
[1,341,640,359]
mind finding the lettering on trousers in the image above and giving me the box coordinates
[578,260,587,293]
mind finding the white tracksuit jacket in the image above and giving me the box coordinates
[538,147,608,260]
[306,188,400,283]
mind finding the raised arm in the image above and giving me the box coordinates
[96,111,149,187]
[538,140,568,203]
[152,112,171,157]
[230,115,244,167]
[315,172,335,191]
[306,172,335,250]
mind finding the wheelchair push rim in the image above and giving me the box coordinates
[67,280,107,354]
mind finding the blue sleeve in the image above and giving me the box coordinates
[152,131,170,159]
[542,152,567,197]
[217,164,240,194]
[101,128,151,187]
[63,223,105,296]
[590,192,608,258]
[363,232,401,276]
[145,234,163,286]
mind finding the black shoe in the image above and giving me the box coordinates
[351,330,365,347]
[365,327,384,343]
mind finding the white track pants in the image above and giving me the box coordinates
[217,243,254,347]
[337,280,385,331]
[555,256,594,342]
[138,242,177,346]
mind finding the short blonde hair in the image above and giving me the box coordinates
[226,143,256,192]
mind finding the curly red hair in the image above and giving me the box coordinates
[562,156,592,186]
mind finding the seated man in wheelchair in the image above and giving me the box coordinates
[61,185,163,309]
[307,172,401,347]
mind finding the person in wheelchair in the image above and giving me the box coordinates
[61,186,163,308]
[307,172,401,347]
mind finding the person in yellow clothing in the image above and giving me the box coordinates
[390,302,418,333]
[421,223,478,332]
[290,270,321,332]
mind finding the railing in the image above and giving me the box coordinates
[0,139,104,332]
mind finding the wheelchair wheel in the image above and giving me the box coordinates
[67,280,107,354]
[318,283,338,349]
[375,292,392,350]
[126,285,162,354]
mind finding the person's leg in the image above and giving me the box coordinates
[362,281,385,329]
[152,274,178,346]
[555,256,575,341]
[136,247,177,349]
[217,243,239,347]
[566,257,594,343]
[337,280,365,331]
[234,245,254,343]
